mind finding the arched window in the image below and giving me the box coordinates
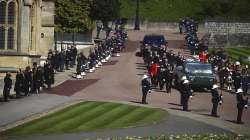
[0,1,6,24]
[0,0,17,51]
[0,27,5,49]
[7,27,14,49]
[8,1,15,24]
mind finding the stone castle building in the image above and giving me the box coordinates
[0,0,54,68]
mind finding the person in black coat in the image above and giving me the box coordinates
[44,63,54,89]
[141,75,151,104]
[24,66,32,96]
[181,80,193,111]
[166,65,174,93]
[3,72,12,102]
[35,66,44,93]
[14,69,24,98]
[236,88,249,124]
[211,84,223,117]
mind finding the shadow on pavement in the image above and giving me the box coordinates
[169,107,183,111]
[168,103,182,107]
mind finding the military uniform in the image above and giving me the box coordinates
[236,89,248,124]
[181,80,192,111]
[3,73,12,102]
[211,85,222,117]
[141,75,151,104]
[14,70,24,98]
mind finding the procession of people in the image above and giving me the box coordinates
[139,18,249,124]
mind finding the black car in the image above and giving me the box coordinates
[140,34,167,52]
[174,61,215,90]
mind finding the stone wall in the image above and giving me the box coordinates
[204,22,250,47]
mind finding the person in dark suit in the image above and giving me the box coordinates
[211,84,223,117]
[236,88,249,124]
[141,75,151,104]
[3,72,12,102]
[181,80,193,111]
[14,69,24,98]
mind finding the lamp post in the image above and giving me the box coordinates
[134,0,140,30]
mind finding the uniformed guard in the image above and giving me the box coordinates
[166,64,174,93]
[141,75,151,104]
[179,76,187,105]
[211,84,223,117]
[181,80,193,111]
[14,69,24,98]
[3,72,12,102]
[24,66,32,96]
[236,88,249,124]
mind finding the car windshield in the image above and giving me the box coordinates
[143,35,165,45]
[185,63,212,74]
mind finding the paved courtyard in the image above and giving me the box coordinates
[0,31,250,139]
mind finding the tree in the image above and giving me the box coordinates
[90,0,121,24]
[55,0,94,33]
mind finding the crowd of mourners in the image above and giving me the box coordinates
[2,27,127,103]
[141,18,249,124]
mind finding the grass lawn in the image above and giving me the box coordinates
[120,0,250,22]
[1,101,168,136]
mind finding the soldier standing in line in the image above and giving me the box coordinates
[71,45,78,66]
[3,72,12,102]
[166,64,174,93]
[233,62,241,92]
[14,69,24,98]
[44,63,54,89]
[236,88,249,124]
[159,64,167,91]
[31,62,38,93]
[211,84,223,117]
[24,66,32,96]
[65,47,71,70]
[181,80,193,111]
[241,68,249,95]
[35,66,44,93]
[141,75,151,104]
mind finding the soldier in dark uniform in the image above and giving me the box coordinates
[44,63,54,89]
[65,48,71,70]
[181,80,193,111]
[166,64,174,93]
[241,69,249,95]
[24,66,32,96]
[35,66,44,93]
[54,51,60,71]
[211,84,223,117]
[159,64,167,91]
[141,75,151,104]
[233,68,242,92]
[14,69,24,98]
[58,51,65,72]
[31,62,38,93]
[3,72,12,102]
[236,88,249,124]
[71,45,78,66]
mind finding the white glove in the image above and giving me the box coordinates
[190,96,193,99]
[148,90,152,93]
[245,105,248,109]
[219,100,223,105]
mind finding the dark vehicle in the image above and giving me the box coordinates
[174,61,215,90]
[140,34,167,52]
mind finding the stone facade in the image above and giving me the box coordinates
[203,22,250,47]
[0,0,55,69]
